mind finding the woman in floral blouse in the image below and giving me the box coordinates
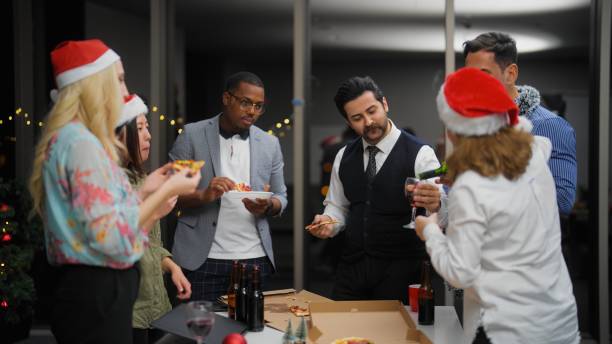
[116,94,192,344]
[29,40,201,344]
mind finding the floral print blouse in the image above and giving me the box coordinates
[42,121,147,269]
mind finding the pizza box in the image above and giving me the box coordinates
[263,289,333,331]
[308,300,433,344]
[220,289,333,332]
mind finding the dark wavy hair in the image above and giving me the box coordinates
[334,76,385,119]
[463,32,518,71]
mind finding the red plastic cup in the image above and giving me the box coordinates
[409,284,421,312]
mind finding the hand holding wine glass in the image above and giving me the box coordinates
[185,301,215,344]
[403,177,420,229]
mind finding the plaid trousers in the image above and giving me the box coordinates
[183,256,273,302]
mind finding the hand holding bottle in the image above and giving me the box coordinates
[412,182,441,213]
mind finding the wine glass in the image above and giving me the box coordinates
[403,177,420,229]
[185,301,215,344]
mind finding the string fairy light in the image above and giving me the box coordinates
[266,114,294,138]
[4,105,297,141]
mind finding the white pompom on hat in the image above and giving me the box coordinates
[50,39,120,89]
[116,94,148,129]
[437,67,519,136]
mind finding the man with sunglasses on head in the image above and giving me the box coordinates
[169,71,287,303]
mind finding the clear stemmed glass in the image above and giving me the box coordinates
[185,301,215,344]
[403,177,420,229]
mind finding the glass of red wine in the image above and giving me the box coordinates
[403,177,420,229]
[185,301,215,344]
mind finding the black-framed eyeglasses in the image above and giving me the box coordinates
[227,91,266,114]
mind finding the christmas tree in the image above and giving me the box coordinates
[282,318,295,344]
[294,316,308,344]
[0,180,43,341]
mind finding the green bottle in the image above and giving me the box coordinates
[282,319,296,344]
[418,162,447,180]
[294,317,308,344]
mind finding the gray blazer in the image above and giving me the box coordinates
[168,114,288,271]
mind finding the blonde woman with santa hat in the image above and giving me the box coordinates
[28,39,201,343]
[116,94,192,344]
[414,67,579,344]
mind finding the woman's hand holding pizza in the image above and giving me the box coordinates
[164,168,202,196]
[140,163,173,200]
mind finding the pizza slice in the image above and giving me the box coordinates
[288,305,310,317]
[234,182,252,192]
[171,160,205,175]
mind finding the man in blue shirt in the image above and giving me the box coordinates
[463,32,577,215]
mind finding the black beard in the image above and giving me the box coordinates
[364,124,384,135]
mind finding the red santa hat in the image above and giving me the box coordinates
[437,67,524,136]
[116,94,148,128]
[51,39,120,89]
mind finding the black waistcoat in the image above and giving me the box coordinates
[338,131,427,262]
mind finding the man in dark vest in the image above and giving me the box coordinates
[308,76,445,303]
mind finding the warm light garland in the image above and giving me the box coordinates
[3,107,296,138]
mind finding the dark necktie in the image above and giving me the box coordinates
[366,145,380,183]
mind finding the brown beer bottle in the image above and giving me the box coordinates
[247,265,264,331]
[418,259,435,325]
[227,260,240,319]
[235,263,249,322]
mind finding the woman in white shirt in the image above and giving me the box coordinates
[415,67,579,344]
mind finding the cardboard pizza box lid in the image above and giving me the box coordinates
[308,300,433,344]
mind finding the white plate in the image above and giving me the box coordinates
[223,191,273,200]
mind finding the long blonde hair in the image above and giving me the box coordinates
[446,127,533,184]
[29,63,124,217]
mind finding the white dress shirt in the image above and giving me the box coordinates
[423,136,579,344]
[209,134,266,259]
[323,120,446,237]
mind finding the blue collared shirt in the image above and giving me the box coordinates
[527,105,577,215]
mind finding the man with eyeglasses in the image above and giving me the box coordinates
[168,71,288,303]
